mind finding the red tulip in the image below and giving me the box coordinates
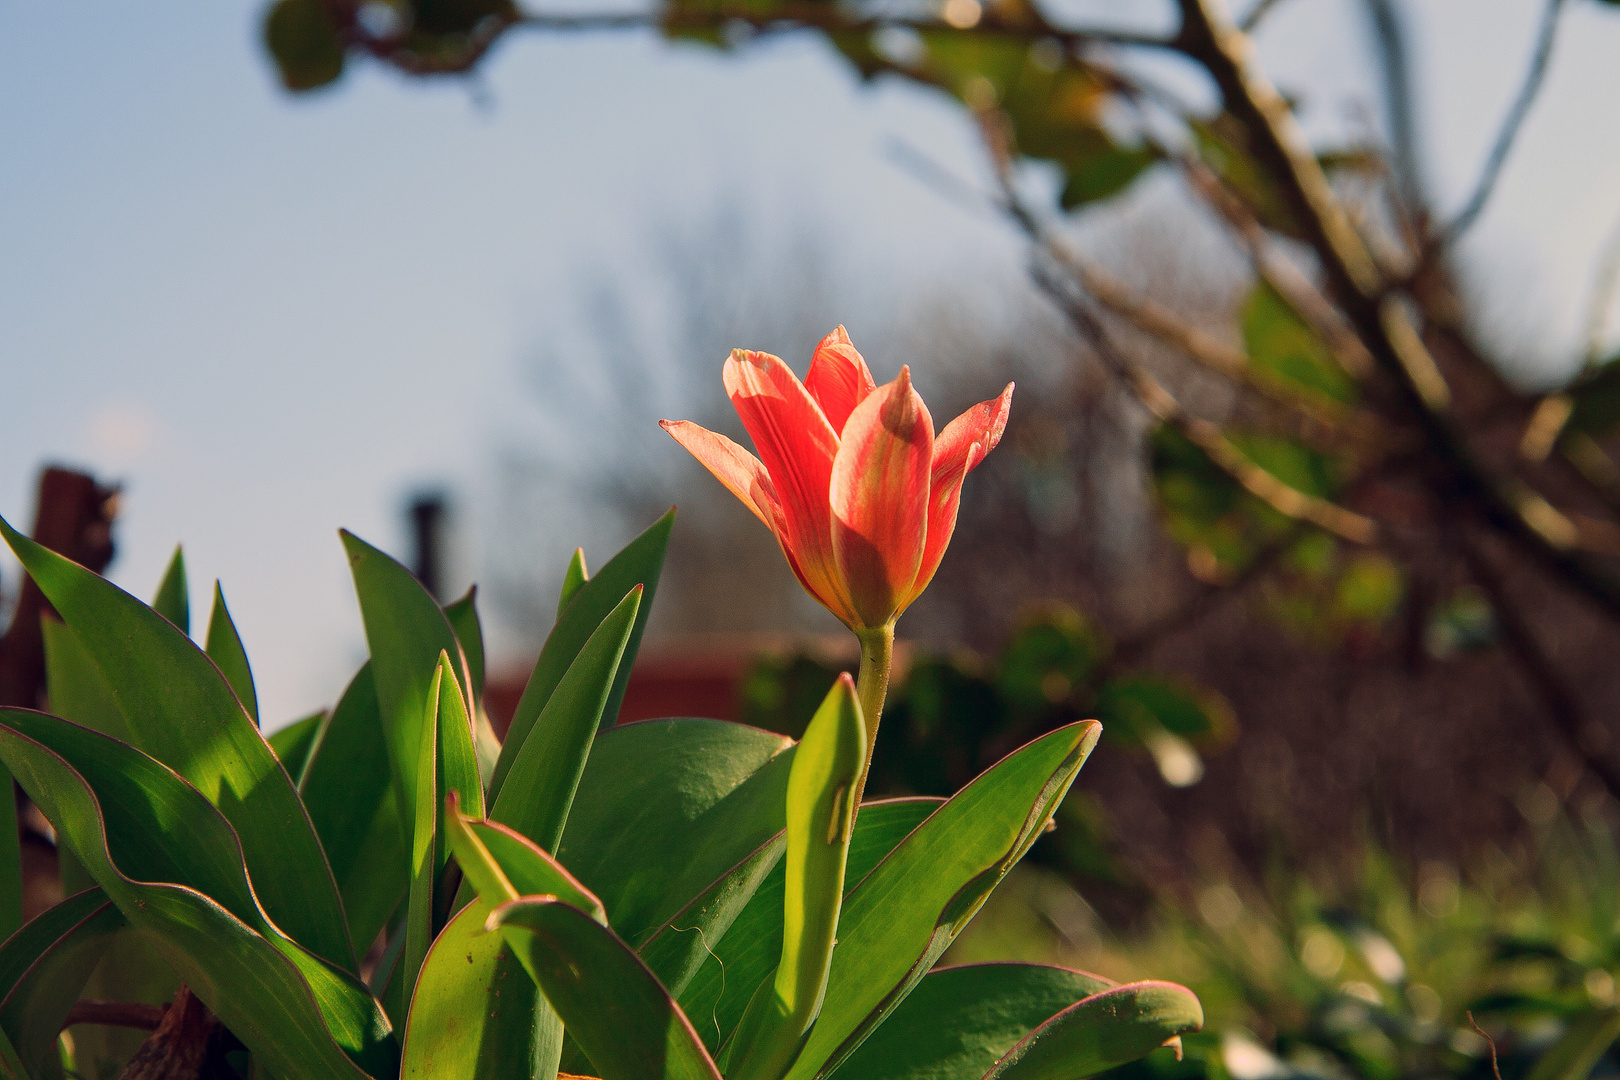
[661,327,1012,632]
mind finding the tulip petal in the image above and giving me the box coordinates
[804,326,876,436]
[903,383,1014,608]
[830,367,934,628]
[659,420,785,534]
[724,350,858,625]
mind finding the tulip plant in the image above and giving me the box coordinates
[0,330,1199,1080]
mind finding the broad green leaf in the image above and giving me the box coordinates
[206,583,259,724]
[299,663,408,953]
[399,899,559,1080]
[263,0,345,91]
[45,617,176,1053]
[782,721,1103,1080]
[679,798,943,1055]
[152,545,189,633]
[490,508,674,802]
[0,889,124,1078]
[982,981,1204,1080]
[557,717,794,946]
[342,529,471,831]
[640,832,785,1000]
[0,708,396,1080]
[446,799,605,922]
[559,547,589,616]
[0,516,355,973]
[443,587,487,702]
[491,896,724,1080]
[270,712,325,784]
[1243,281,1356,406]
[727,675,865,1080]
[490,586,641,854]
[832,962,1115,1080]
[402,653,485,1014]
[43,618,132,748]
[1525,1005,1620,1080]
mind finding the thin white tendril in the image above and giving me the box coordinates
[667,923,726,1047]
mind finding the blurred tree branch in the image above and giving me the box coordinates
[1440,0,1566,245]
[266,0,1620,793]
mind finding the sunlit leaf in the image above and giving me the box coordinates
[782,721,1102,1080]
[491,508,674,803]
[832,962,1115,1080]
[0,516,355,973]
[299,663,408,953]
[679,798,943,1055]
[343,529,471,832]
[0,708,395,1079]
[152,545,189,634]
[205,582,259,724]
[557,717,795,946]
[490,586,642,854]
[491,897,724,1080]
[983,981,1204,1080]
[725,675,865,1080]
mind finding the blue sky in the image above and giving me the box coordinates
[3,0,1618,725]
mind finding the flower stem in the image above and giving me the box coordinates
[851,622,895,812]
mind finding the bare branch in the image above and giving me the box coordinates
[973,102,1378,545]
[1442,0,1566,244]
[1179,157,1376,381]
[1174,0,1620,621]
[883,133,1371,451]
[1238,0,1290,34]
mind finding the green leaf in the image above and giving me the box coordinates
[919,35,1155,209]
[490,508,674,802]
[299,663,408,954]
[1525,1005,1620,1080]
[342,529,471,832]
[1243,281,1356,406]
[0,515,355,973]
[270,712,326,784]
[152,545,189,634]
[726,675,866,1080]
[782,721,1103,1080]
[0,890,125,1078]
[557,717,795,946]
[443,587,487,702]
[264,0,345,91]
[402,653,486,1015]
[639,832,786,1000]
[0,708,396,1080]
[832,962,1115,1080]
[491,896,724,1080]
[42,617,132,747]
[559,547,589,617]
[982,981,1204,1080]
[206,583,259,724]
[447,796,606,922]
[490,585,642,854]
[678,798,943,1055]
[399,900,560,1080]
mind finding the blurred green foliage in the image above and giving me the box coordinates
[740,605,1235,797]
[1045,805,1620,1080]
